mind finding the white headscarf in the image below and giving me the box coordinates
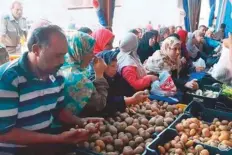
[144,36,181,74]
[117,33,146,78]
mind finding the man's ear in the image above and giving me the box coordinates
[31,44,40,56]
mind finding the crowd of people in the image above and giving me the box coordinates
[0,1,232,155]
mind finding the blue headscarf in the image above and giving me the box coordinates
[88,49,119,81]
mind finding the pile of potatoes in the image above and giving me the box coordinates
[75,100,184,155]
[158,137,210,155]
[175,117,232,150]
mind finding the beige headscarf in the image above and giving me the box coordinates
[144,36,181,75]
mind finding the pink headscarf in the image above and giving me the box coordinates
[92,28,114,54]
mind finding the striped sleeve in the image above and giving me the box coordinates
[0,77,18,134]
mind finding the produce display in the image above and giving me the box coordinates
[189,89,219,98]
[158,137,210,155]
[222,84,232,100]
[73,101,183,155]
[175,117,232,150]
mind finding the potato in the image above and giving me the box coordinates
[129,141,136,148]
[148,117,157,125]
[165,112,174,118]
[189,123,198,129]
[113,134,117,139]
[170,140,176,147]
[155,126,165,133]
[155,117,164,126]
[174,142,183,149]
[211,135,219,141]
[185,140,194,147]
[195,144,204,152]
[135,136,144,145]
[183,121,190,128]
[101,136,114,144]
[200,149,209,155]
[202,128,211,137]
[134,146,144,154]
[123,146,134,155]
[180,134,188,143]
[219,125,229,131]
[145,138,153,143]
[222,120,229,125]
[90,142,95,150]
[83,142,89,148]
[151,104,159,111]
[158,109,166,116]
[96,140,105,149]
[118,122,127,132]
[125,117,134,126]
[164,142,171,150]
[125,126,138,135]
[131,123,141,130]
[119,135,129,145]
[85,123,97,133]
[108,125,118,135]
[114,139,123,150]
[94,146,101,153]
[90,133,100,142]
[176,123,184,132]
[158,146,165,154]
[166,105,174,112]
[219,131,230,141]
[139,143,145,148]
[141,118,149,125]
[145,110,152,116]
[147,127,155,134]
[164,117,174,124]
[189,129,196,136]
[175,148,182,154]
[125,133,133,141]
[209,125,216,131]
[102,132,112,137]
[144,131,151,139]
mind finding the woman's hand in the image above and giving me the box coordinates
[185,79,199,90]
[145,75,159,82]
[94,57,107,79]
[125,91,148,105]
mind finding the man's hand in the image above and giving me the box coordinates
[93,57,107,79]
[57,129,89,144]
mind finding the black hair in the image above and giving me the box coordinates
[176,26,182,29]
[129,29,139,35]
[169,33,180,40]
[27,25,65,52]
[78,27,92,34]
[199,25,207,29]
[220,23,226,29]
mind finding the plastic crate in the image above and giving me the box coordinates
[185,85,222,108]
[145,128,222,155]
[185,101,232,122]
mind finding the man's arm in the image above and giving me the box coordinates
[0,16,7,44]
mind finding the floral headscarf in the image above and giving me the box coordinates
[144,36,181,74]
[92,28,114,54]
[60,32,96,115]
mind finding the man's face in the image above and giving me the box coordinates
[11,3,23,19]
[169,26,175,34]
[37,34,68,75]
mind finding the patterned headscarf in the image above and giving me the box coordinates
[144,36,181,74]
[60,32,96,115]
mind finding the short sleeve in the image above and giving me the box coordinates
[0,75,19,134]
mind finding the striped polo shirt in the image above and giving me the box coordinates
[0,52,65,154]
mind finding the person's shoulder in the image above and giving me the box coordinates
[0,59,21,83]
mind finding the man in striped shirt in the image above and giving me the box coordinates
[0,25,91,155]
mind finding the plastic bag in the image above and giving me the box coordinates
[209,46,232,86]
[150,71,177,96]
[193,58,206,68]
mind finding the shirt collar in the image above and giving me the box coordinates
[19,52,58,82]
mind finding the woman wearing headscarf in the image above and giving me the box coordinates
[137,31,157,63]
[92,28,115,54]
[144,36,199,91]
[59,32,108,116]
[117,33,157,91]
[88,50,148,116]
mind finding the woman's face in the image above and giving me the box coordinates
[195,35,204,44]
[81,53,94,68]
[167,43,181,60]
[105,60,118,77]
[149,36,156,47]
[104,37,115,51]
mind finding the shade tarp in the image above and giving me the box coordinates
[208,0,216,27]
